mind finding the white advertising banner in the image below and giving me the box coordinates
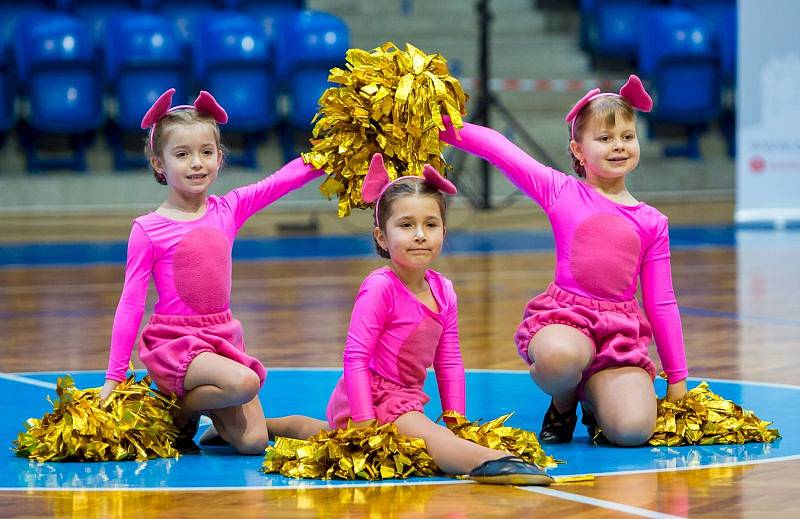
[736,0,800,227]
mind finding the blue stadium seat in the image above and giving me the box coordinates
[583,0,651,66]
[241,1,302,83]
[193,11,275,168]
[105,12,184,169]
[72,1,140,74]
[14,12,103,171]
[639,7,720,159]
[638,7,713,79]
[284,11,348,129]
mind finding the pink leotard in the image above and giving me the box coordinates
[441,122,688,383]
[333,267,466,423]
[105,158,322,382]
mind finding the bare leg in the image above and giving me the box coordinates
[528,324,595,411]
[394,411,508,475]
[177,352,267,455]
[584,366,657,447]
[204,396,269,455]
[265,415,330,440]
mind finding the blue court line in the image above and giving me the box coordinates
[2,369,796,491]
[0,225,745,268]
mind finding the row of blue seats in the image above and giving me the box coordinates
[0,7,348,171]
[580,0,736,158]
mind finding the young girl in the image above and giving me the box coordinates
[325,153,553,485]
[98,88,324,454]
[439,75,689,447]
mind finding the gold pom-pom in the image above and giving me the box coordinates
[262,421,438,480]
[648,381,781,446]
[14,374,180,462]
[301,41,468,217]
[263,412,560,481]
[441,411,560,470]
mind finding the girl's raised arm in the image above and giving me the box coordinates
[226,157,324,227]
[440,119,567,210]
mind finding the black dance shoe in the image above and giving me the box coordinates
[173,415,201,454]
[468,456,554,486]
[539,399,578,444]
[580,404,609,445]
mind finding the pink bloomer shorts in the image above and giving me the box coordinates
[514,283,656,401]
[138,310,267,397]
[326,372,429,429]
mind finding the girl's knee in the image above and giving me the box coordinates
[230,370,261,404]
[533,344,590,377]
[233,428,269,455]
[601,414,655,447]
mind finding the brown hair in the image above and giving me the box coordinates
[569,96,636,178]
[373,178,447,259]
[144,110,224,185]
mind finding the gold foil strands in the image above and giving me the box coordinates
[262,422,438,480]
[441,411,560,470]
[648,381,781,446]
[301,41,468,217]
[14,374,179,462]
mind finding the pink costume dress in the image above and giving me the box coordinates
[104,158,322,396]
[326,267,466,428]
[441,122,688,399]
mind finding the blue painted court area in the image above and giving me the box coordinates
[1,369,795,490]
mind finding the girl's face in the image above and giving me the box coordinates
[375,195,445,272]
[571,114,640,181]
[151,122,222,197]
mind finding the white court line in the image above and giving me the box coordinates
[0,373,56,390]
[520,487,685,519]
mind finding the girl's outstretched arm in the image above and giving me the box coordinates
[226,157,325,227]
[440,118,567,210]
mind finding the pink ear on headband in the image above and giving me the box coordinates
[362,153,458,204]
[140,88,228,130]
[140,88,177,129]
[422,164,457,194]
[565,74,653,138]
[362,153,391,203]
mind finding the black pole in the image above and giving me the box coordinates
[461,0,557,210]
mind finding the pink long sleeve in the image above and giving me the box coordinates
[105,223,153,381]
[342,276,394,422]
[440,120,567,210]
[225,157,324,229]
[640,220,688,384]
[433,291,466,414]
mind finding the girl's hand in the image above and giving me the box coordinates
[350,419,376,429]
[666,379,688,402]
[99,379,120,402]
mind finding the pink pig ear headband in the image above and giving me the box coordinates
[140,88,228,151]
[362,153,457,227]
[565,74,653,140]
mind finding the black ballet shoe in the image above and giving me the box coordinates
[580,404,609,445]
[539,399,578,444]
[173,416,201,454]
[468,456,554,486]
